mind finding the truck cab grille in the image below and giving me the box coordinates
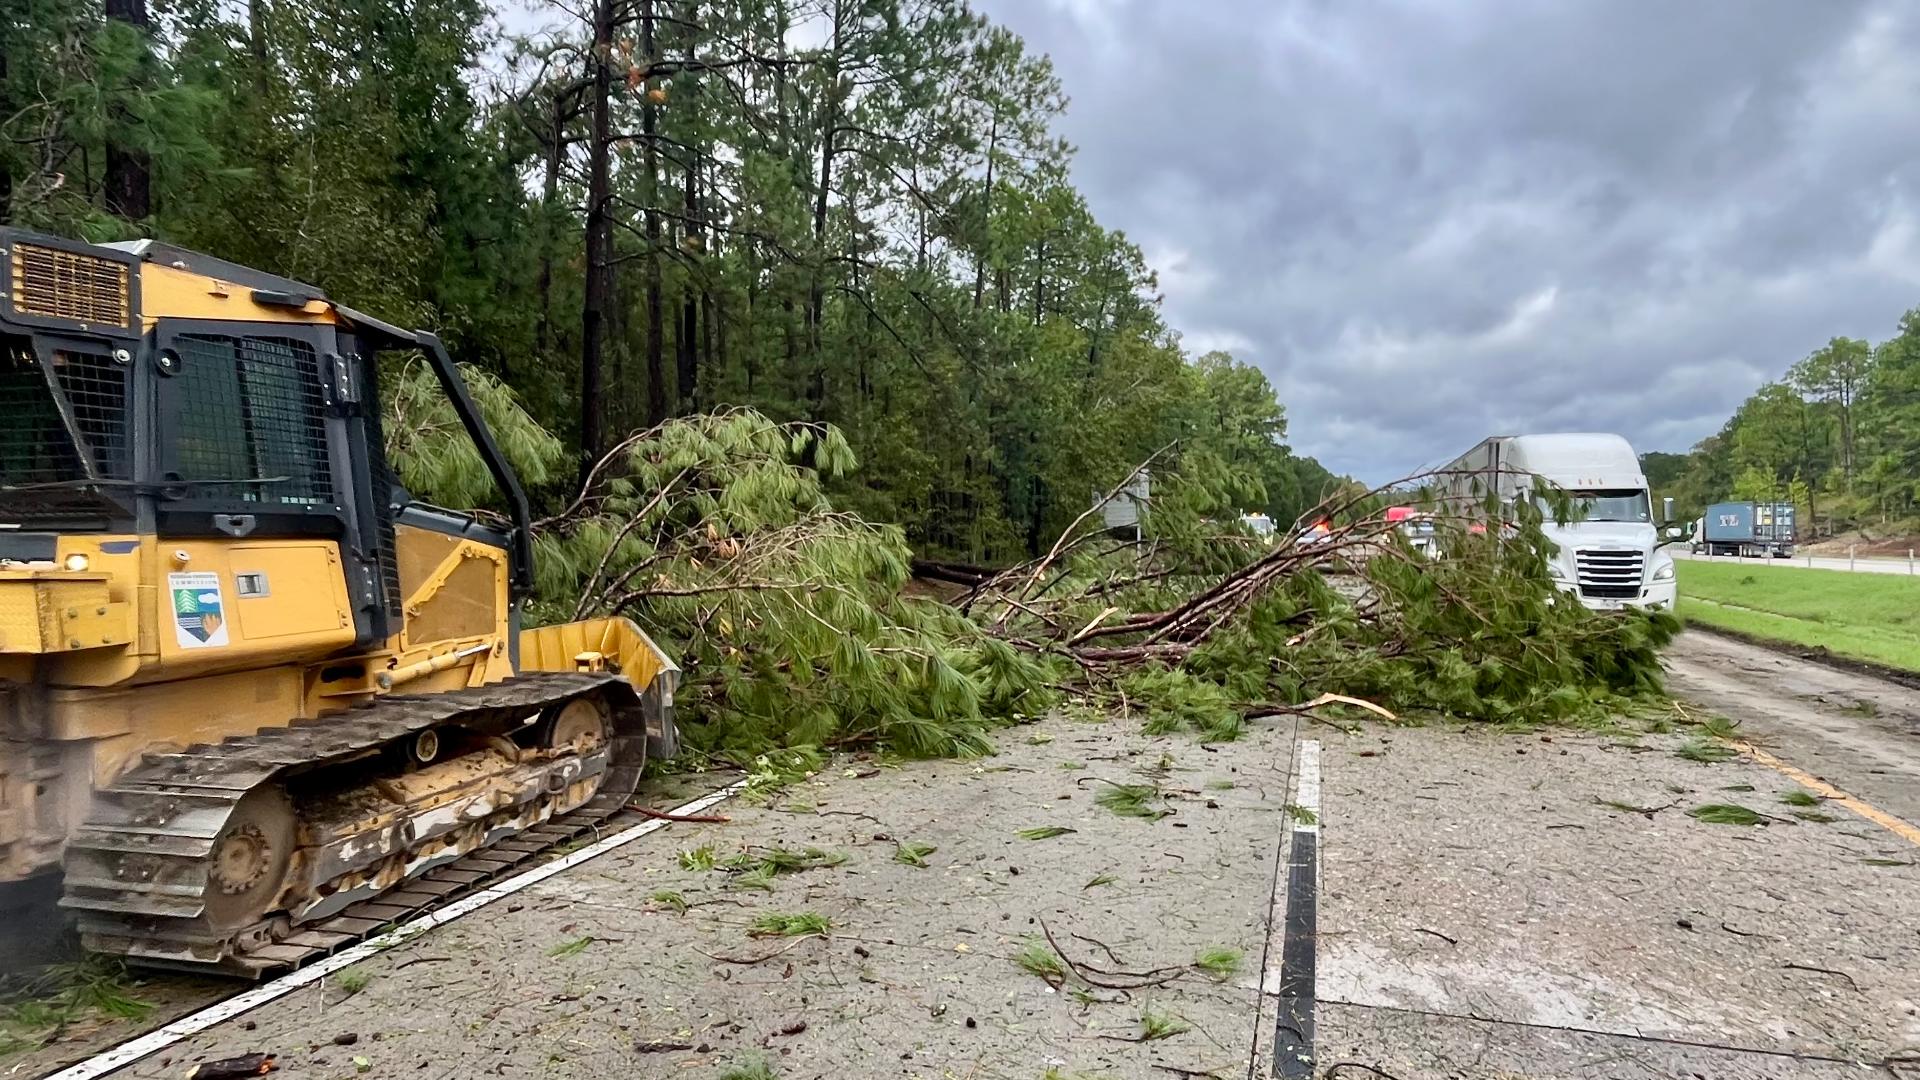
[1576,549,1643,599]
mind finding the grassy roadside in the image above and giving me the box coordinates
[1676,560,1920,672]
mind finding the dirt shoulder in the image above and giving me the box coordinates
[1806,531,1920,558]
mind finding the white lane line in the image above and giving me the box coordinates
[1293,739,1320,831]
[47,780,749,1080]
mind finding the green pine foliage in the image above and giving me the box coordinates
[385,359,571,510]
[1122,668,1242,741]
[387,395,1062,759]
[1041,494,1678,729]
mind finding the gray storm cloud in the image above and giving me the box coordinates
[975,0,1920,481]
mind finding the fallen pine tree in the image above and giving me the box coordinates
[386,369,1678,762]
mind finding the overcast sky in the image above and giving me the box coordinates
[971,0,1920,482]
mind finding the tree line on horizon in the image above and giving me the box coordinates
[0,0,1339,563]
[1643,309,1920,536]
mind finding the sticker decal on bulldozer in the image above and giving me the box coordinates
[169,571,230,648]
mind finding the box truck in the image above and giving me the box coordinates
[1437,433,1677,611]
[1692,501,1796,558]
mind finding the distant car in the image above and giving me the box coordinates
[1238,512,1278,543]
[1385,506,1438,556]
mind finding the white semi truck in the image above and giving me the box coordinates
[1437,433,1678,611]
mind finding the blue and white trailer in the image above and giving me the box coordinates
[1697,501,1797,558]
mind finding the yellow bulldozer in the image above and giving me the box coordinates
[0,228,679,974]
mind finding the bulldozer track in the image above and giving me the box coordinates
[59,671,653,976]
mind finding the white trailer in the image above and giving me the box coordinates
[1437,433,1677,611]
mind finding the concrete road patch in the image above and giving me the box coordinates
[1317,1002,1882,1080]
[1311,722,1920,1076]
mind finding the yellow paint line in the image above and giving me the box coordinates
[1732,740,1920,847]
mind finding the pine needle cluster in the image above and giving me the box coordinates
[389,389,1059,760]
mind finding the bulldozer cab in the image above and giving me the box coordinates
[0,228,533,656]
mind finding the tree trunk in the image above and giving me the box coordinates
[971,111,997,311]
[642,0,667,425]
[248,0,270,93]
[676,216,698,412]
[1026,478,1047,557]
[806,113,833,413]
[1032,238,1045,324]
[1840,378,1856,487]
[578,0,615,481]
[675,6,702,414]
[743,247,757,396]
[535,92,565,360]
[103,0,153,222]
[0,46,11,224]
[914,163,928,272]
[804,0,842,414]
[701,288,717,408]
[703,156,719,387]
[244,0,283,224]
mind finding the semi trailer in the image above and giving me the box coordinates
[1436,433,1677,611]
[1690,501,1796,558]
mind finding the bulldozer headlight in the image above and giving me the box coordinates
[63,553,90,572]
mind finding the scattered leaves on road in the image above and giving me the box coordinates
[1138,1006,1191,1041]
[719,1055,777,1080]
[893,842,937,867]
[1675,739,1736,764]
[1017,826,1076,840]
[1015,937,1068,986]
[1193,947,1243,980]
[749,912,831,937]
[1688,803,1765,826]
[1095,783,1170,820]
